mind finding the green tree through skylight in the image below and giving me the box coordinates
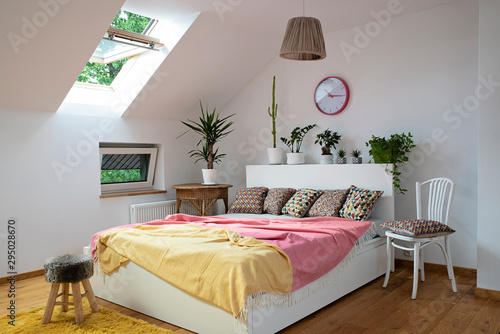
[77,10,152,86]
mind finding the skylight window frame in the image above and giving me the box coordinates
[58,10,199,117]
[90,23,164,65]
[75,10,163,89]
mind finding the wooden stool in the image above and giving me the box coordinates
[42,254,100,325]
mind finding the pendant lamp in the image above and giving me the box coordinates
[279,1,326,61]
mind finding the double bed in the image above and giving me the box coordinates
[85,164,394,333]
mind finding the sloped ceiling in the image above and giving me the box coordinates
[0,0,125,112]
[0,0,460,119]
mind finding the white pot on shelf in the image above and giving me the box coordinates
[202,169,217,184]
[319,154,333,164]
[267,148,283,165]
[286,152,305,165]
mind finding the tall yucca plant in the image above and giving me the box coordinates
[179,102,235,169]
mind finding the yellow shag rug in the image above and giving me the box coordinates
[0,299,175,334]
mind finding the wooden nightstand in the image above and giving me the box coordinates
[172,183,233,216]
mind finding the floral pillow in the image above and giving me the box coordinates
[307,189,349,217]
[339,185,383,221]
[282,188,322,218]
[263,188,296,215]
[381,219,455,237]
[228,187,268,214]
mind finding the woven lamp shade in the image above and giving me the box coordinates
[280,16,326,61]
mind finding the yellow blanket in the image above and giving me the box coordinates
[96,224,293,317]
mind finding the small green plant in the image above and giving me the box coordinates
[315,129,341,155]
[268,76,278,148]
[280,124,317,153]
[178,102,235,169]
[365,132,415,194]
[337,149,347,158]
[351,149,362,158]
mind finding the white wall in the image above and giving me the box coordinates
[477,0,500,292]
[0,1,483,275]
[218,1,478,268]
[0,109,201,275]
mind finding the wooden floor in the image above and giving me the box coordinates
[1,263,499,333]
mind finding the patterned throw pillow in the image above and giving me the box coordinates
[339,186,383,221]
[381,219,455,237]
[307,189,350,217]
[263,188,296,215]
[281,188,322,218]
[228,187,268,214]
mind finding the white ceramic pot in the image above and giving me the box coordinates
[202,169,217,184]
[319,154,333,164]
[286,152,305,165]
[267,148,283,165]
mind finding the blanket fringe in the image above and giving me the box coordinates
[234,225,379,333]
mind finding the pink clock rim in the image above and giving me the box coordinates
[314,76,350,115]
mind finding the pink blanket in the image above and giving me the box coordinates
[91,214,372,291]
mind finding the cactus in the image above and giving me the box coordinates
[268,76,278,148]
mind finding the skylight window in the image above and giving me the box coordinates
[58,10,199,117]
[77,10,163,86]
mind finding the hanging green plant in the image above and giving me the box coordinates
[365,132,415,194]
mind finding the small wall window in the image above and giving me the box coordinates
[99,145,158,194]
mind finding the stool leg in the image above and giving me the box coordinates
[42,283,60,325]
[72,282,84,324]
[61,283,69,312]
[82,279,100,313]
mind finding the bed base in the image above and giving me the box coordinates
[87,164,394,333]
[85,239,385,334]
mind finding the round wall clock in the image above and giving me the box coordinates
[314,76,350,115]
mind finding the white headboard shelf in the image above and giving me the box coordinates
[246,164,394,221]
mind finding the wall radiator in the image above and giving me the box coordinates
[130,200,199,225]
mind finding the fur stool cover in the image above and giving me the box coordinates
[44,254,94,283]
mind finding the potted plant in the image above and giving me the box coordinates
[315,129,341,164]
[280,124,317,164]
[267,76,282,165]
[351,149,362,164]
[365,132,415,194]
[336,149,347,164]
[178,102,235,184]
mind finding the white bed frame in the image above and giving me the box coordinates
[86,164,394,334]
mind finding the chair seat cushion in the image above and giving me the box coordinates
[381,219,455,237]
[44,254,94,283]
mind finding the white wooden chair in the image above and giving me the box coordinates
[382,177,458,299]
